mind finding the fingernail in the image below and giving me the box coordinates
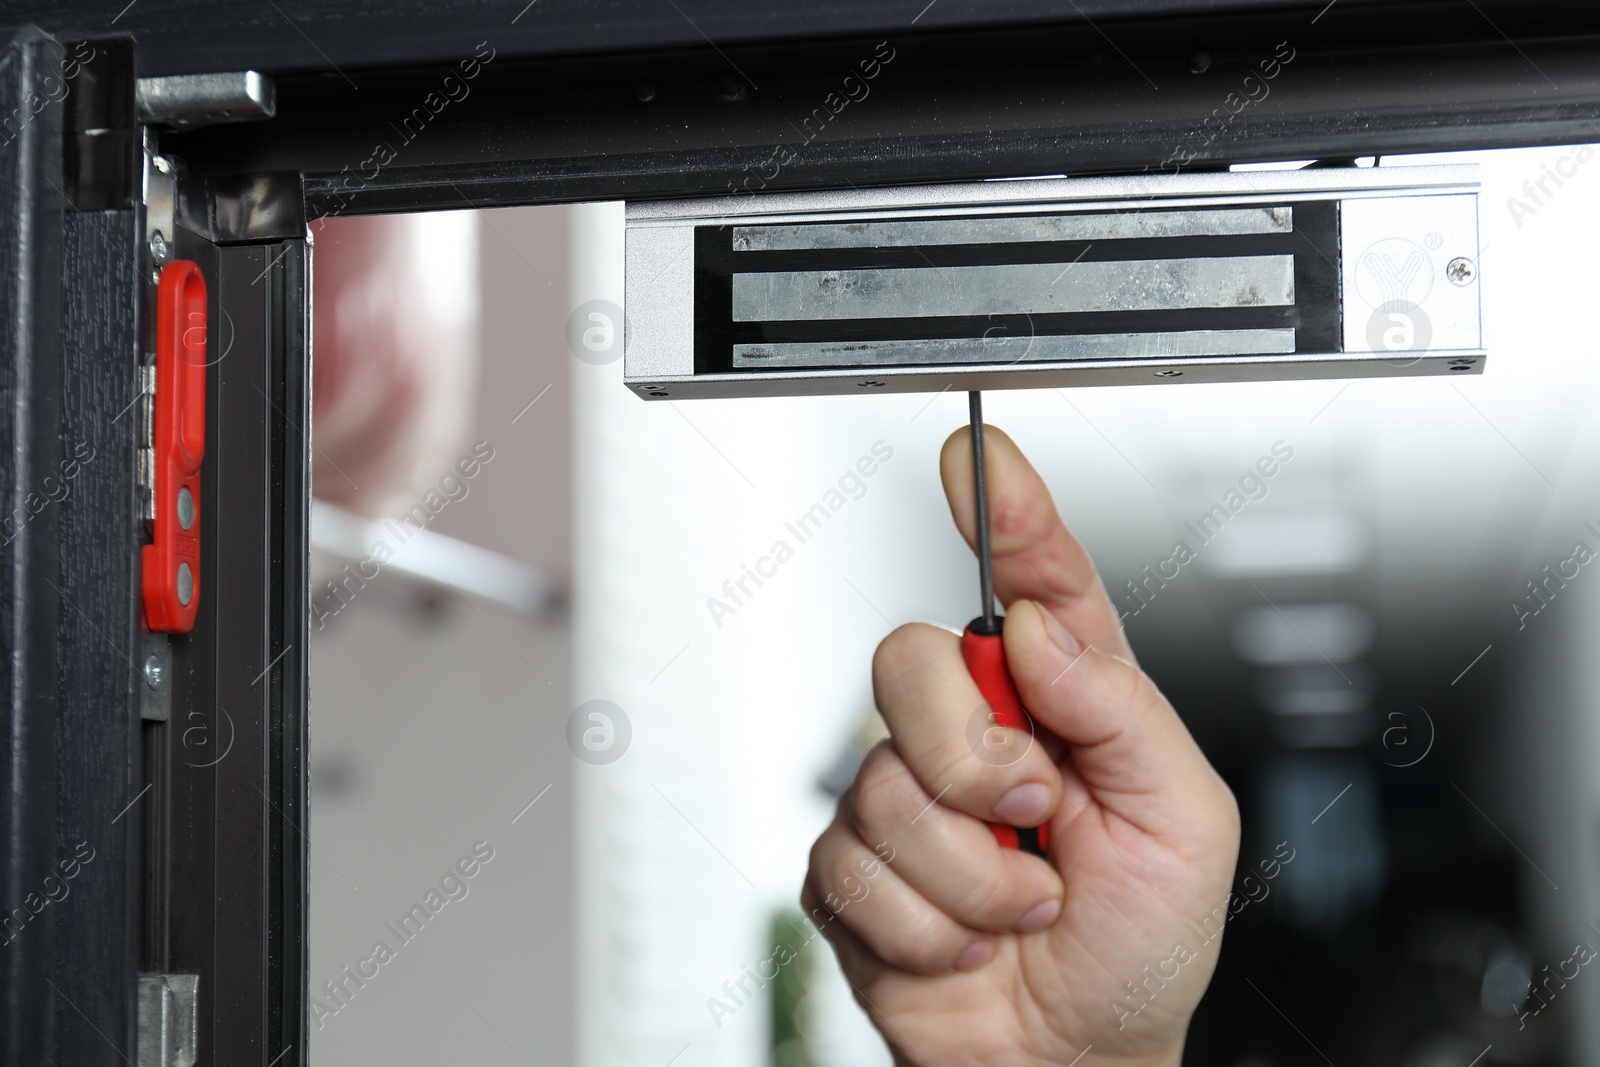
[994,783,1051,826]
[956,939,995,971]
[1016,899,1062,934]
[1035,601,1081,655]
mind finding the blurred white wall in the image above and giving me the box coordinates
[308,204,574,1066]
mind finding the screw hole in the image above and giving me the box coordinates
[1154,369,1183,378]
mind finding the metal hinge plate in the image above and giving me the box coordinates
[136,973,198,1067]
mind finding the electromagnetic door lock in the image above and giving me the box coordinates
[625,165,1483,399]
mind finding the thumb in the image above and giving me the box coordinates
[1000,599,1236,852]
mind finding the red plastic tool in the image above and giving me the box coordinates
[142,260,207,633]
[962,392,1050,857]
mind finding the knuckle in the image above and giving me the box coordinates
[850,743,921,831]
[871,623,945,694]
[884,915,961,974]
[917,731,985,797]
[807,827,846,890]
[806,835,826,876]
[828,858,861,898]
[1107,653,1157,712]
[954,865,1015,925]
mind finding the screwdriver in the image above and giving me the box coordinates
[960,392,1050,857]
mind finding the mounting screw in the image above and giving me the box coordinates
[1446,257,1476,285]
[176,563,193,606]
[142,654,163,690]
[1188,50,1212,74]
[177,486,195,530]
[858,380,886,388]
[152,155,172,175]
[1154,369,1184,377]
[150,230,170,265]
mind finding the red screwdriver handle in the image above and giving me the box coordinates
[961,622,1051,857]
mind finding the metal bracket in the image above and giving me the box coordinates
[139,632,171,722]
[136,974,198,1067]
[136,72,275,130]
[143,134,175,274]
[139,136,170,531]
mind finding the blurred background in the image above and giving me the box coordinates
[305,145,1600,1067]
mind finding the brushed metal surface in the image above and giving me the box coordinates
[732,329,1297,368]
[730,206,1292,251]
[731,256,1296,321]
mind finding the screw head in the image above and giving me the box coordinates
[1188,49,1212,74]
[1446,257,1476,285]
[142,654,163,689]
[150,230,170,265]
[1154,369,1184,377]
[152,156,172,174]
[176,486,195,530]
[858,380,886,388]
[176,563,193,606]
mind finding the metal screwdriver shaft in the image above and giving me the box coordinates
[961,391,1048,856]
[969,391,997,632]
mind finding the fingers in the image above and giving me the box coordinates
[798,882,886,985]
[941,425,1136,664]
[871,622,1063,829]
[806,817,995,975]
[846,742,1064,934]
[1001,599,1239,853]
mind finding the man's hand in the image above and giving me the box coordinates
[802,425,1241,1067]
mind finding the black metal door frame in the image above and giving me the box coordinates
[1,24,309,1067]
